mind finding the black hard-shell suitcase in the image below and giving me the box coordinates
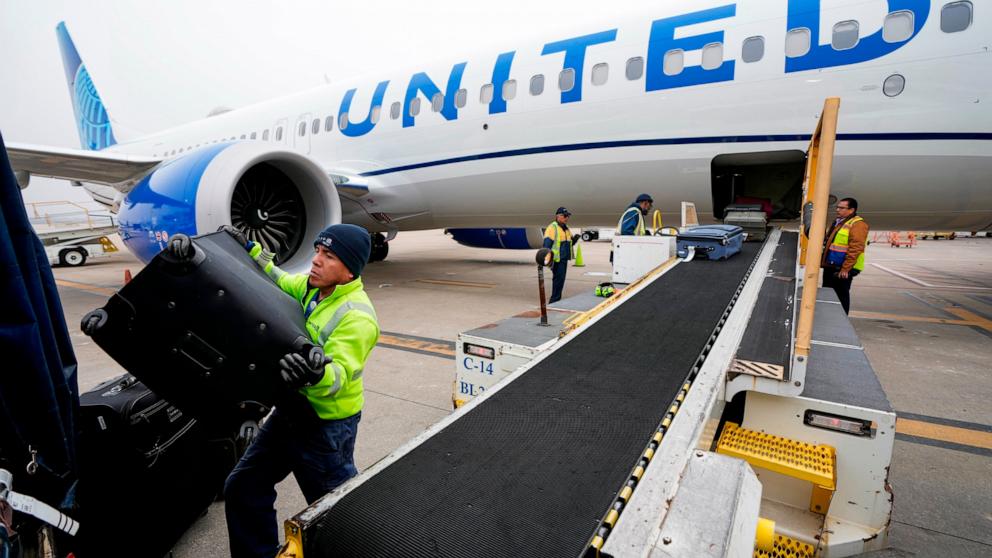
[82,231,319,423]
[75,373,256,558]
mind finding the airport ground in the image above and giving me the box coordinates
[53,230,992,557]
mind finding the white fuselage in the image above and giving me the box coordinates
[102,1,992,231]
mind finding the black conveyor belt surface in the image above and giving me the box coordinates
[307,243,760,558]
[734,232,798,378]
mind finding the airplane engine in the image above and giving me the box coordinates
[118,142,340,272]
[445,227,545,250]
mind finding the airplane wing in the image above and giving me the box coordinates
[5,142,161,191]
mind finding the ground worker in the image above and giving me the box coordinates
[822,197,869,314]
[543,207,576,303]
[617,193,654,235]
[216,224,380,558]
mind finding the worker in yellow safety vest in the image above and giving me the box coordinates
[617,193,654,236]
[822,197,869,314]
[217,223,380,558]
[543,206,576,303]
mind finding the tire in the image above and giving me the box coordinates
[581,231,593,242]
[60,248,87,267]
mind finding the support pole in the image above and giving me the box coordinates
[795,98,840,361]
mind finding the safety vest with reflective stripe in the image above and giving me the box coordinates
[249,244,380,420]
[616,206,646,236]
[543,221,569,262]
[826,216,866,271]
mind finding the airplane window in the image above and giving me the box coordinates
[455,88,467,108]
[558,68,575,92]
[250,132,257,140]
[591,63,608,85]
[742,36,764,63]
[883,74,906,97]
[785,28,811,58]
[663,50,684,76]
[275,127,283,141]
[371,105,381,124]
[409,97,421,117]
[325,115,334,132]
[390,102,401,120]
[701,43,723,70]
[312,118,320,134]
[884,11,914,43]
[480,84,494,104]
[432,93,444,112]
[625,57,644,80]
[263,129,270,141]
[502,79,517,101]
[530,74,545,95]
[339,113,349,130]
[941,2,972,33]
[832,20,859,50]
[299,122,307,136]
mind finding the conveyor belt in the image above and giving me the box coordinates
[302,243,761,558]
[732,232,798,380]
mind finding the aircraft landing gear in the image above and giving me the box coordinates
[370,232,389,262]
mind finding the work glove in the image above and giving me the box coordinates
[218,225,252,250]
[167,233,194,260]
[279,350,329,389]
[571,234,580,244]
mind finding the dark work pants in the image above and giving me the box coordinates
[224,408,360,558]
[822,268,859,314]
[549,260,568,303]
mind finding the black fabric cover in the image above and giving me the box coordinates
[305,244,760,558]
[0,131,80,512]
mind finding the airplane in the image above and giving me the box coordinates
[7,0,991,273]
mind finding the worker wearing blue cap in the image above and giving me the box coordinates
[617,194,654,236]
[217,224,379,558]
[543,207,576,303]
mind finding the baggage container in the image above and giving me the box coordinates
[677,225,744,260]
[82,231,319,423]
[76,373,258,558]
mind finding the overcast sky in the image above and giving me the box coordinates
[0,0,618,206]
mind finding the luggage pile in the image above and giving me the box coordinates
[722,203,768,242]
[77,231,321,557]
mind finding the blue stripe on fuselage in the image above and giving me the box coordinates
[359,132,992,177]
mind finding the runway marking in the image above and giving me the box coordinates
[897,418,992,449]
[377,331,455,360]
[413,278,496,289]
[871,263,992,291]
[54,279,117,296]
[943,307,992,334]
[848,311,978,327]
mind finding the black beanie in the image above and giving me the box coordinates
[314,224,371,278]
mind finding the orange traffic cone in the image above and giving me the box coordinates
[124,268,133,284]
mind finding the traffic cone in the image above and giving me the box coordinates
[124,268,133,284]
[573,241,585,267]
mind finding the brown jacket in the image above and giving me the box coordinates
[823,216,869,273]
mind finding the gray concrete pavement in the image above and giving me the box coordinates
[51,230,992,556]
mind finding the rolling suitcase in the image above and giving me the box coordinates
[81,231,320,424]
[677,224,745,260]
[75,373,253,558]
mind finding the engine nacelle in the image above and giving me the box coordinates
[118,142,340,272]
[446,228,545,250]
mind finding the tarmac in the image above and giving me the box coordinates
[52,229,992,557]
